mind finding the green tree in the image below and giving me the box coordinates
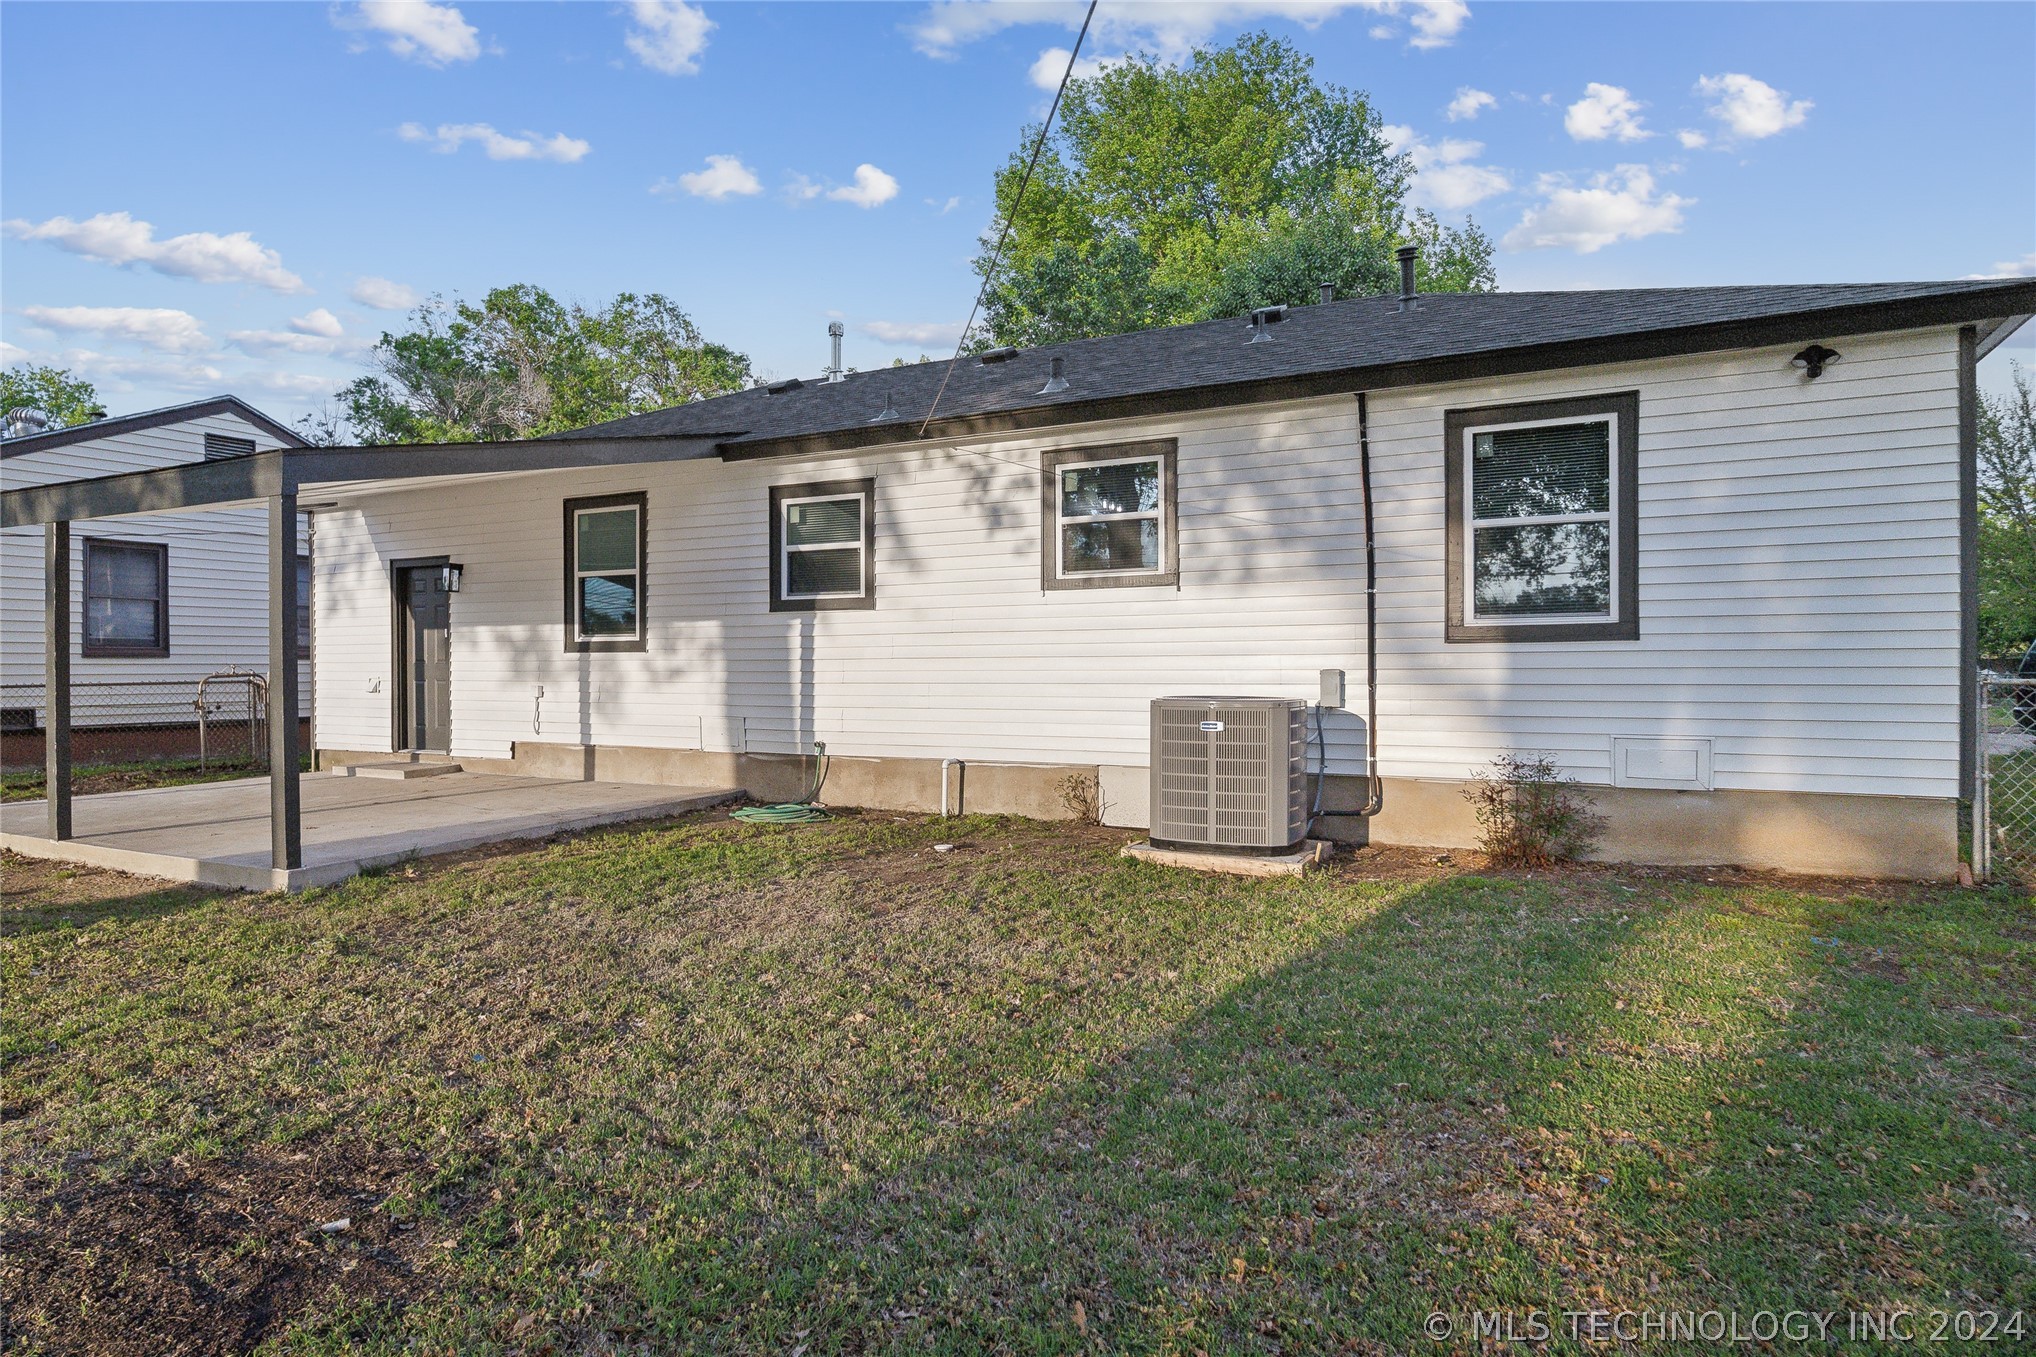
[1978,362,2036,657]
[336,286,751,444]
[0,364,101,429]
[976,32,1494,348]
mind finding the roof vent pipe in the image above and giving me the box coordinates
[872,389,899,422]
[1319,283,1334,305]
[3,406,50,439]
[1039,356,1068,394]
[824,321,846,383]
[1396,245,1419,312]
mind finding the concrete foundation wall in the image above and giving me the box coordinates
[319,743,1957,879]
[1326,775,1957,880]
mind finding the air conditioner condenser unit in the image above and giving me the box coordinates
[1149,696,1309,852]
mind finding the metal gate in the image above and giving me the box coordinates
[1976,672,2036,883]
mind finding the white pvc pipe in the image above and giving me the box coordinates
[941,758,965,817]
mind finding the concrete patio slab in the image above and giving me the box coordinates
[0,771,735,892]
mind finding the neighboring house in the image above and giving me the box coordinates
[0,396,311,746]
[9,279,2032,878]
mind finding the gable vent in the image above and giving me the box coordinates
[203,433,257,461]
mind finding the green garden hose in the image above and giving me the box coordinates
[731,802,830,824]
[731,742,831,824]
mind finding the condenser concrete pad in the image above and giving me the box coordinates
[1120,839,1333,878]
[1,771,735,892]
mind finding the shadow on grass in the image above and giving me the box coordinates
[605,875,2033,1353]
[1,869,227,939]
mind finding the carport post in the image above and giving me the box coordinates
[43,521,72,841]
[269,491,302,871]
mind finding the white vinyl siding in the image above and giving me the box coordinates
[309,326,1964,799]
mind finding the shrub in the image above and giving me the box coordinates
[1464,753,1606,866]
[1057,772,1101,826]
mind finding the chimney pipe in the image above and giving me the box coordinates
[824,320,846,383]
[1039,356,1068,394]
[1396,245,1419,312]
[1319,283,1334,305]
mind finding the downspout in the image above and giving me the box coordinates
[1354,392,1385,818]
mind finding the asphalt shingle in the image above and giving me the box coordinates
[566,280,2034,452]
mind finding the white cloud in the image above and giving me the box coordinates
[827,164,901,209]
[398,122,590,162]
[1677,128,1709,150]
[2,211,308,293]
[910,1,1468,63]
[783,174,824,204]
[0,339,28,366]
[1696,72,1811,140]
[657,153,763,200]
[1445,86,1496,121]
[290,307,345,338]
[625,1,712,75]
[861,320,966,347]
[1965,252,2036,280]
[351,276,421,310]
[1381,125,1509,211]
[228,329,366,357]
[332,1,481,66]
[230,308,366,357]
[929,195,963,214]
[1027,45,1123,89]
[19,305,212,353]
[1401,0,1469,49]
[1502,165,1691,253]
[1564,83,1650,142]
[35,346,227,393]
[236,370,342,400]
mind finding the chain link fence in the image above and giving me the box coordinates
[1975,673,2036,885]
[0,674,274,776]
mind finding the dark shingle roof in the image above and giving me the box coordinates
[575,279,2036,457]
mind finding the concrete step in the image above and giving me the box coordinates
[336,761,464,781]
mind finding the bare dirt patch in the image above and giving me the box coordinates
[1,1141,466,1357]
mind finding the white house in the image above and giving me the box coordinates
[0,397,310,746]
[7,277,2031,879]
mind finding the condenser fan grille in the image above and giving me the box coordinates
[1149,697,1308,851]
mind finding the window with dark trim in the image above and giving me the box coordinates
[1040,440,1179,590]
[770,478,875,611]
[81,538,170,657]
[1444,391,1639,643]
[563,492,648,651]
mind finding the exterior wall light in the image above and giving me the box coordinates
[1790,344,1840,379]
[439,564,463,592]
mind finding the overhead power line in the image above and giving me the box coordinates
[917,0,1098,440]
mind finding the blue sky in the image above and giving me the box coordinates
[3,0,2032,427]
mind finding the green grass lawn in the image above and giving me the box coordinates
[0,756,285,802]
[3,814,2032,1354]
